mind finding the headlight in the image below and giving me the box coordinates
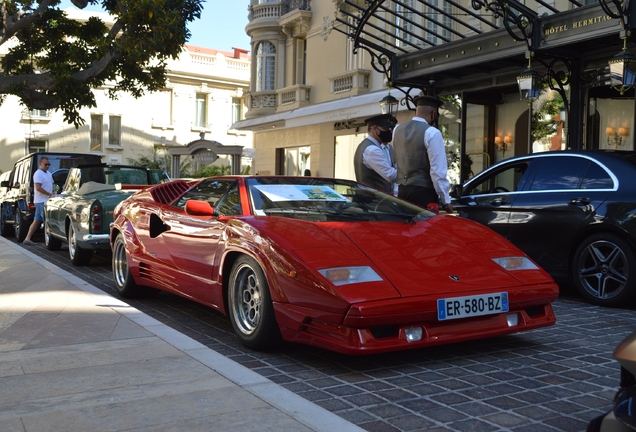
[492,257,538,271]
[318,266,382,286]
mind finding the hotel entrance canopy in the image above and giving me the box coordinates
[332,0,635,99]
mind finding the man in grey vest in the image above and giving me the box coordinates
[353,113,397,194]
[393,94,453,213]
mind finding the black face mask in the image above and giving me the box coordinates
[379,130,393,143]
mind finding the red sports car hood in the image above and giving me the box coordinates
[339,217,524,297]
[256,215,537,298]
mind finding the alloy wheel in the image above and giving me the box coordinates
[230,263,262,336]
[577,239,628,301]
[113,237,128,288]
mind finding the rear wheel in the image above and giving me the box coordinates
[14,209,28,242]
[112,234,157,298]
[68,223,92,266]
[228,255,281,350]
[572,232,636,307]
[44,220,62,251]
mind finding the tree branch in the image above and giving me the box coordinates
[0,0,54,46]
[70,20,124,81]
[17,89,59,110]
[71,50,121,82]
[0,73,56,109]
[0,73,56,93]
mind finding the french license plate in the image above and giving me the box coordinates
[437,292,509,321]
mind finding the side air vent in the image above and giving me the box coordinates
[150,180,191,204]
[138,262,177,290]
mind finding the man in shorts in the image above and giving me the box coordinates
[23,156,55,245]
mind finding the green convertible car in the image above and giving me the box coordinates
[44,164,170,265]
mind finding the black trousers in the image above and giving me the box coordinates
[398,185,438,208]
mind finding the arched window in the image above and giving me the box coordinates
[256,41,276,92]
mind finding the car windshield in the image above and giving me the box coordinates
[79,166,150,186]
[246,177,435,223]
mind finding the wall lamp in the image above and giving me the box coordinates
[606,126,629,149]
[495,135,513,157]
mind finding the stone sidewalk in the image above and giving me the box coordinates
[0,236,364,432]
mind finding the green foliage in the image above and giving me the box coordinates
[128,148,252,179]
[0,0,204,127]
[194,164,232,178]
[531,89,564,145]
[193,164,251,178]
[441,125,471,184]
[440,94,461,110]
[126,146,193,178]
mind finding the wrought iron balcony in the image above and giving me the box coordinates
[281,0,310,16]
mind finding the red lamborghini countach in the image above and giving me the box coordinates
[110,176,558,355]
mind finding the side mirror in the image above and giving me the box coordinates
[185,200,215,217]
[449,184,462,198]
[0,180,8,188]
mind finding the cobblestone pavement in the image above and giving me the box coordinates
[13,235,636,432]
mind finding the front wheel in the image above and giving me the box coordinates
[228,256,281,350]
[572,232,636,307]
[45,220,62,251]
[0,207,13,237]
[68,223,92,266]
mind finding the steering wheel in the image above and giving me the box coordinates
[336,201,369,213]
[490,186,509,194]
[373,198,389,212]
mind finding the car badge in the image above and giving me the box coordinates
[449,275,460,282]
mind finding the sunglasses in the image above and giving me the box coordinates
[44,163,50,166]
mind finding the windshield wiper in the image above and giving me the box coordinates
[264,207,370,220]
[373,212,434,224]
[263,207,431,223]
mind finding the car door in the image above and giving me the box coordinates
[506,154,615,278]
[46,168,79,238]
[454,159,535,239]
[161,179,241,301]
[128,199,174,268]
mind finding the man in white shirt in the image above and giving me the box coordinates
[23,156,55,245]
[353,114,398,195]
[393,94,453,213]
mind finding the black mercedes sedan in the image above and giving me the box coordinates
[451,150,636,307]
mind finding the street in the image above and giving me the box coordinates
[13,233,636,432]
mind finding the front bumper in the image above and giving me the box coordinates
[273,287,558,355]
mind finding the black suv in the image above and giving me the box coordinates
[0,152,103,241]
